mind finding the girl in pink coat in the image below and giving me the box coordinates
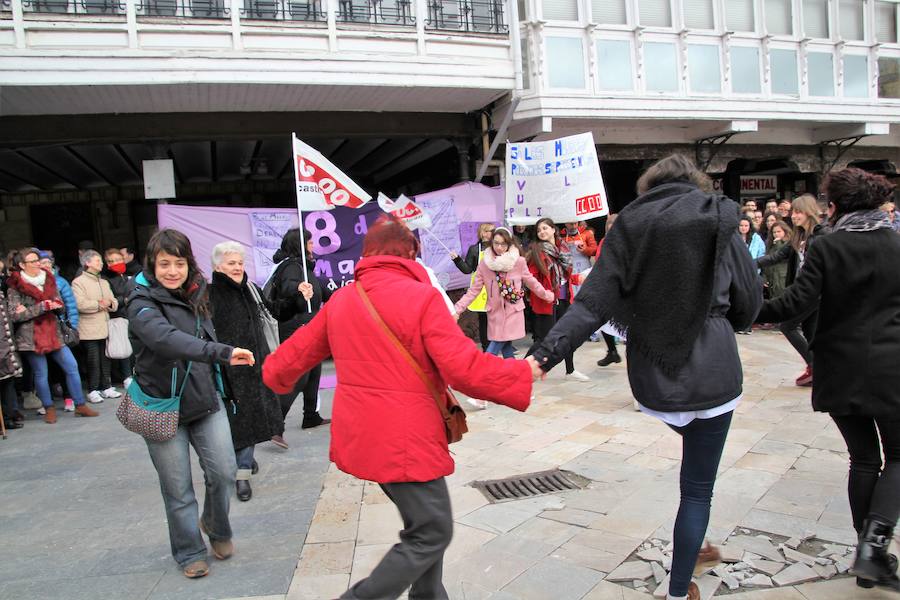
[454,227,553,358]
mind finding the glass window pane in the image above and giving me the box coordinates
[731,46,761,93]
[771,48,799,94]
[876,2,897,43]
[726,0,755,32]
[546,37,586,88]
[597,40,634,90]
[765,0,792,35]
[640,0,672,27]
[517,0,526,20]
[644,42,679,91]
[843,54,868,97]
[521,38,531,88]
[542,0,577,20]
[803,0,829,38]
[683,0,714,29]
[688,45,721,92]
[593,0,626,24]
[878,56,900,98]
[808,52,834,96]
[839,0,863,40]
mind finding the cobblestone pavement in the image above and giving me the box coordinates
[285,331,898,600]
[4,334,899,600]
[0,371,334,600]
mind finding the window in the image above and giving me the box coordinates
[597,40,634,90]
[771,48,799,94]
[808,51,834,96]
[843,54,868,97]
[878,56,900,98]
[688,45,721,92]
[803,0,829,38]
[726,0,755,32]
[683,0,714,29]
[876,2,897,43]
[839,0,863,40]
[593,0,626,24]
[644,42,679,91]
[521,38,531,88]
[765,0,791,35]
[546,37,586,87]
[517,0,526,20]
[640,0,672,27]
[542,0,577,21]
[731,46,761,93]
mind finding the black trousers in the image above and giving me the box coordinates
[526,304,575,373]
[341,477,452,600]
[83,339,111,392]
[602,332,618,354]
[778,306,818,367]
[831,414,900,531]
[278,362,322,422]
[0,377,18,419]
[476,312,488,351]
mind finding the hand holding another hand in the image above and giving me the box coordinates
[230,348,255,366]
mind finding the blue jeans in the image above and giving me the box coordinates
[24,348,86,407]
[145,399,237,568]
[235,445,255,471]
[486,340,515,359]
[668,411,733,597]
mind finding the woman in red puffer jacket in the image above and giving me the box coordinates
[263,215,535,600]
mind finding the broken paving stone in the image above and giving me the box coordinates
[637,547,666,563]
[719,544,743,563]
[727,535,784,562]
[607,561,654,582]
[782,547,817,566]
[813,563,837,579]
[632,579,646,589]
[784,537,802,549]
[662,556,672,570]
[651,539,663,548]
[723,574,740,590]
[652,574,670,599]
[732,571,747,581]
[743,574,773,587]
[834,556,852,574]
[695,574,722,600]
[772,562,819,587]
[747,558,785,577]
[814,556,832,566]
[756,534,773,542]
[742,552,762,563]
[732,562,751,571]
[818,543,850,557]
[651,561,666,584]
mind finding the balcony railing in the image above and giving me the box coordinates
[426,0,505,33]
[240,0,324,21]
[135,0,228,17]
[336,0,413,25]
[23,0,125,14]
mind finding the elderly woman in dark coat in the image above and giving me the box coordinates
[757,168,900,592]
[209,241,283,502]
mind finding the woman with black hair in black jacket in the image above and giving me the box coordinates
[269,228,330,443]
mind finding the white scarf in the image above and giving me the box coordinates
[21,269,47,291]
[483,246,520,273]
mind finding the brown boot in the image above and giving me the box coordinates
[74,404,99,417]
[200,520,234,560]
[693,541,722,575]
[687,581,700,600]
[44,406,57,424]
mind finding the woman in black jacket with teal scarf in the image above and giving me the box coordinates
[128,229,254,580]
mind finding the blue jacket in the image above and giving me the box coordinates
[55,274,79,329]
[747,233,766,261]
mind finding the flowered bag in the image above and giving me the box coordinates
[116,363,193,443]
[495,274,523,304]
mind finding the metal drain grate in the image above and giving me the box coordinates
[472,469,589,503]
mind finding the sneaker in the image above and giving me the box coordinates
[37,406,46,415]
[64,398,75,412]
[795,366,813,387]
[101,387,122,399]
[88,390,105,404]
[123,376,133,389]
[566,370,590,382]
[465,398,487,411]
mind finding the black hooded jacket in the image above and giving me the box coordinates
[127,272,233,424]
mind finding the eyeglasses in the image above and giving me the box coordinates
[22,259,40,264]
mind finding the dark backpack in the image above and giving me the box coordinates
[262,259,291,320]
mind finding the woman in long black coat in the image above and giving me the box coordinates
[209,241,283,502]
[757,168,900,592]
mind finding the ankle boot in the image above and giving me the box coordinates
[44,406,57,424]
[74,404,99,418]
[597,351,621,367]
[852,518,900,591]
[858,553,899,588]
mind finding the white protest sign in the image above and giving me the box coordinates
[294,135,372,211]
[505,132,608,225]
[377,193,433,230]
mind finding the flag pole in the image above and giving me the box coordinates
[291,132,313,314]
[421,226,454,255]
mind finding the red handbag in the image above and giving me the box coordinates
[355,283,467,444]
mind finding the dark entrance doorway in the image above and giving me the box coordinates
[30,201,95,278]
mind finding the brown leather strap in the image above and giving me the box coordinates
[355,282,451,421]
